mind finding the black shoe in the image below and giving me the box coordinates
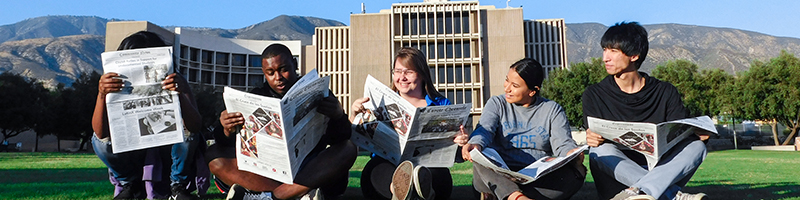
[170,183,199,200]
[115,182,145,200]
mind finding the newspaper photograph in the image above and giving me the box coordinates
[223,69,331,184]
[469,145,588,185]
[101,46,184,153]
[586,116,717,169]
[351,75,471,167]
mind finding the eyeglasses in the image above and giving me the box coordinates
[392,68,417,77]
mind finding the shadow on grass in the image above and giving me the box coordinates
[684,180,800,200]
[0,168,108,183]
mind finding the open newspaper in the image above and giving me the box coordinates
[587,116,718,170]
[351,75,471,168]
[101,46,184,153]
[223,69,331,184]
[469,145,588,184]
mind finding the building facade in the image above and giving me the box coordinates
[105,0,568,122]
[105,21,303,92]
[306,0,567,118]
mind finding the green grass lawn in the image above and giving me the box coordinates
[1,150,799,199]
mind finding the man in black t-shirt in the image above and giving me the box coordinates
[206,44,357,200]
[582,22,710,200]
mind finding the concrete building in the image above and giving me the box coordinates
[105,21,303,91]
[306,0,568,120]
[104,0,568,122]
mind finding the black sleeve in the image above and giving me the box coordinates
[211,121,236,147]
[321,113,352,145]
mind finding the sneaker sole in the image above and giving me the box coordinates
[391,161,414,200]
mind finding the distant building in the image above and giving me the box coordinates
[104,0,568,123]
[105,21,302,91]
[305,0,567,119]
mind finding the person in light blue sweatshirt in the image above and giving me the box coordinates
[461,58,586,200]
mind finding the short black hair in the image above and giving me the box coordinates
[261,43,296,68]
[510,58,544,92]
[601,21,649,69]
[117,31,167,50]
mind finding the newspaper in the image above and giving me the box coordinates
[469,145,588,184]
[351,75,471,168]
[586,116,718,169]
[223,69,331,184]
[101,46,184,153]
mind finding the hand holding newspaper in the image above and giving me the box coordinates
[222,69,331,184]
[469,145,589,184]
[586,116,718,170]
[101,46,185,153]
[350,75,471,168]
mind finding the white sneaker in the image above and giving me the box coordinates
[299,188,324,200]
[674,191,708,200]
[610,187,656,200]
[390,161,414,200]
[226,184,273,200]
[412,166,435,200]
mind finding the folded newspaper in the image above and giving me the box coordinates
[351,75,471,168]
[587,116,718,170]
[223,69,331,184]
[101,46,185,153]
[469,145,588,184]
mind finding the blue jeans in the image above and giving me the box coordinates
[92,133,199,186]
[589,137,707,200]
[170,132,200,186]
[92,135,147,185]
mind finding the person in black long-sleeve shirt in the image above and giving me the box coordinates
[206,44,357,200]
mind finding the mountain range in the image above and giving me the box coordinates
[1,15,799,88]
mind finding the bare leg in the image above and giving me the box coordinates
[208,157,282,192]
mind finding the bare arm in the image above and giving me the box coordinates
[92,73,123,139]
[162,73,202,133]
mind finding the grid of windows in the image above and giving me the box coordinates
[177,45,267,91]
[391,1,483,113]
[524,19,568,77]
[315,27,351,114]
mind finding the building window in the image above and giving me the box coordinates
[230,74,246,86]
[180,45,189,59]
[215,72,228,85]
[202,50,213,64]
[201,70,212,84]
[434,64,471,84]
[190,48,199,62]
[216,52,229,65]
[232,54,246,66]
[249,55,262,67]
[188,68,198,82]
[248,74,264,86]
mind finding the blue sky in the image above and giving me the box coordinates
[2,0,799,39]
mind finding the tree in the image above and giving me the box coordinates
[651,59,734,118]
[541,58,606,129]
[193,85,224,131]
[733,51,800,145]
[0,72,48,142]
[31,83,61,152]
[55,71,100,151]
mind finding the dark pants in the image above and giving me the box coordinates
[361,156,453,200]
[205,141,348,199]
[472,161,585,200]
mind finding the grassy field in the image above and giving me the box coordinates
[1,150,799,200]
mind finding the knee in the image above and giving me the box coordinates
[208,158,227,175]
[336,140,358,164]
